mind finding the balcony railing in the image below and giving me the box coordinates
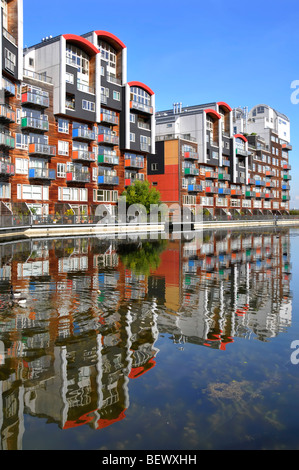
[205,186,218,194]
[0,162,14,176]
[283,174,292,180]
[29,168,56,180]
[140,143,151,153]
[21,116,49,132]
[283,164,291,170]
[218,187,231,195]
[100,112,119,125]
[125,157,144,169]
[106,73,121,85]
[265,193,274,199]
[98,175,119,185]
[0,105,15,123]
[28,143,56,157]
[72,150,96,162]
[98,153,119,165]
[77,81,95,94]
[23,69,53,84]
[205,171,218,179]
[130,100,153,114]
[22,91,49,108]
[184,151,198,160]
[265,170,275,177]
[188,184,202,192]
[98,133,119,145]
[218,172,230,181]
[66,171,90,183]
[3,28,17,46]
[184,167,199,176]
[282,195,291,201]
[255,180,266,186]
[0,132,14,149]
[245,191,255,197]
[282,184,290,190]
[236,148,248,157]
[230,189,242,196]
[72,128,95,141]
[223,159,230,166]
[3,78,15,95]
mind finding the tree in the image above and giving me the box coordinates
[121,180,161,214]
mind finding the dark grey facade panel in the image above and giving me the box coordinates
[2,36,18,80]
[147,142,164,175]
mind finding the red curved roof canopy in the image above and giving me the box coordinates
[63,34,99,56]
[217,101,232,112]
[234,134,248,143]
[204,108,221,120]
[95,30,126,51]
[128,81,154,96]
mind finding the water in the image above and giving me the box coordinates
[0,227,298,450]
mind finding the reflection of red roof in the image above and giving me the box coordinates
[63,34,99,56]
[96,410,126,429]
[63,410,95,429]
[129,358,156,379]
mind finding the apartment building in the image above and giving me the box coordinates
[0,0,155,219]
[149,101,291,216]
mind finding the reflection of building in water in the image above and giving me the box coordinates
[0,230,292,448]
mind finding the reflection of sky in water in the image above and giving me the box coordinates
[0,229,298,449]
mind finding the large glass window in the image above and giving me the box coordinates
[98,40,116,69]
[130,87,151,106]
[66,44,90,81]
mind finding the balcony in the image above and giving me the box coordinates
[230,189,242,196]
[223,159,230,166]
[125,157,144,169]
[72,128,95,141]
[140,143,151,153]
[98,133,119,146]
[29,168,56,180]
[98,175,119,185]
[245,191,255,197]
[283,164,291,170]
[283,174,292,181]
[28,143,56,158]
[184,167,199,176]
[255,180,266,187]
[248,178,255,185]
[266,181,275,188]
[72,150,96,163]
[282,143,292,151]
[100,112,119,125]
[255,192,265,199]
[218,187,231,195]
[21,116,49,132]
[66,170,90,183]
[205,171,218,179]
[282,195,291,201]
[265,193,274,199]
[22,90,49,108]
[236,148,248,157]
[3,78,15,96]
[282,184,290,190]
[130,100,153,115]
[184,151,198,160]
[0,132,14,149]
[0,105,15,123]
[218,172,230,181]
[265,170,275,177]
[77,81,95,94]
[98,152,119,165]
[205,186,218,194]
[0,162,14,176]
[188,184,202,192]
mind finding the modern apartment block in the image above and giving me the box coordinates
[0,0,155,220]
[149,101,291,216]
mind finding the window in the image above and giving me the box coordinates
[98,40,116,68]
[16,133,29,150]
[151,163,158,171]
[58,141,69,156]
[0,183,10,199]
[15,158,29,175]
[113,91,120,101]
[57,163,66,178]
[130,113,136,123]
[29,58,34,67]
[93,189,118,203]
[130,133,135,142]
[58,187,87,202]
[65,72,74,84]
[18,184,48,200]
[130,87,151,107]
[66,44,89,78]
[5,48,16,73]
[82,100,95,112]
[58,119,69,134]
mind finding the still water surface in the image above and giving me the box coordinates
[0,227,298,450]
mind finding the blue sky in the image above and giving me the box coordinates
[24,0,299,207]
